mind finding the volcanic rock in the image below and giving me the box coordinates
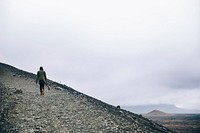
[0,62,175,133]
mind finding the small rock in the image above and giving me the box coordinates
[55,87,64,91]
[117,105,121,109]
[14,89,23,94]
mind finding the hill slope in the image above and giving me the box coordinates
[145,110,172,117]
[0,63,175,133]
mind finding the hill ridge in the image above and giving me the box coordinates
[0,62,175,133]
[145,110,172,117]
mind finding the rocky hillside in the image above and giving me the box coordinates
[0,63,175,133]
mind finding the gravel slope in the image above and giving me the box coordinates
[0,63,175,133]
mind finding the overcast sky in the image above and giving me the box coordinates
[1,0,200,110]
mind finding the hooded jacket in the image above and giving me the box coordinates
[36,70,47,83]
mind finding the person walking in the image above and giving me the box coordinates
[36,66,47,95]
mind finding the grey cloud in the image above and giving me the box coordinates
[1,0,200,110]
[158,72,200,89]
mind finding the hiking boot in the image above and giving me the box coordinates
[40,90,44,96]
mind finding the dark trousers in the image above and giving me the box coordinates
[39,80,45,93]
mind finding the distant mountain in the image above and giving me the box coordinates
[122,104,200,114]
[144,110,172,117]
